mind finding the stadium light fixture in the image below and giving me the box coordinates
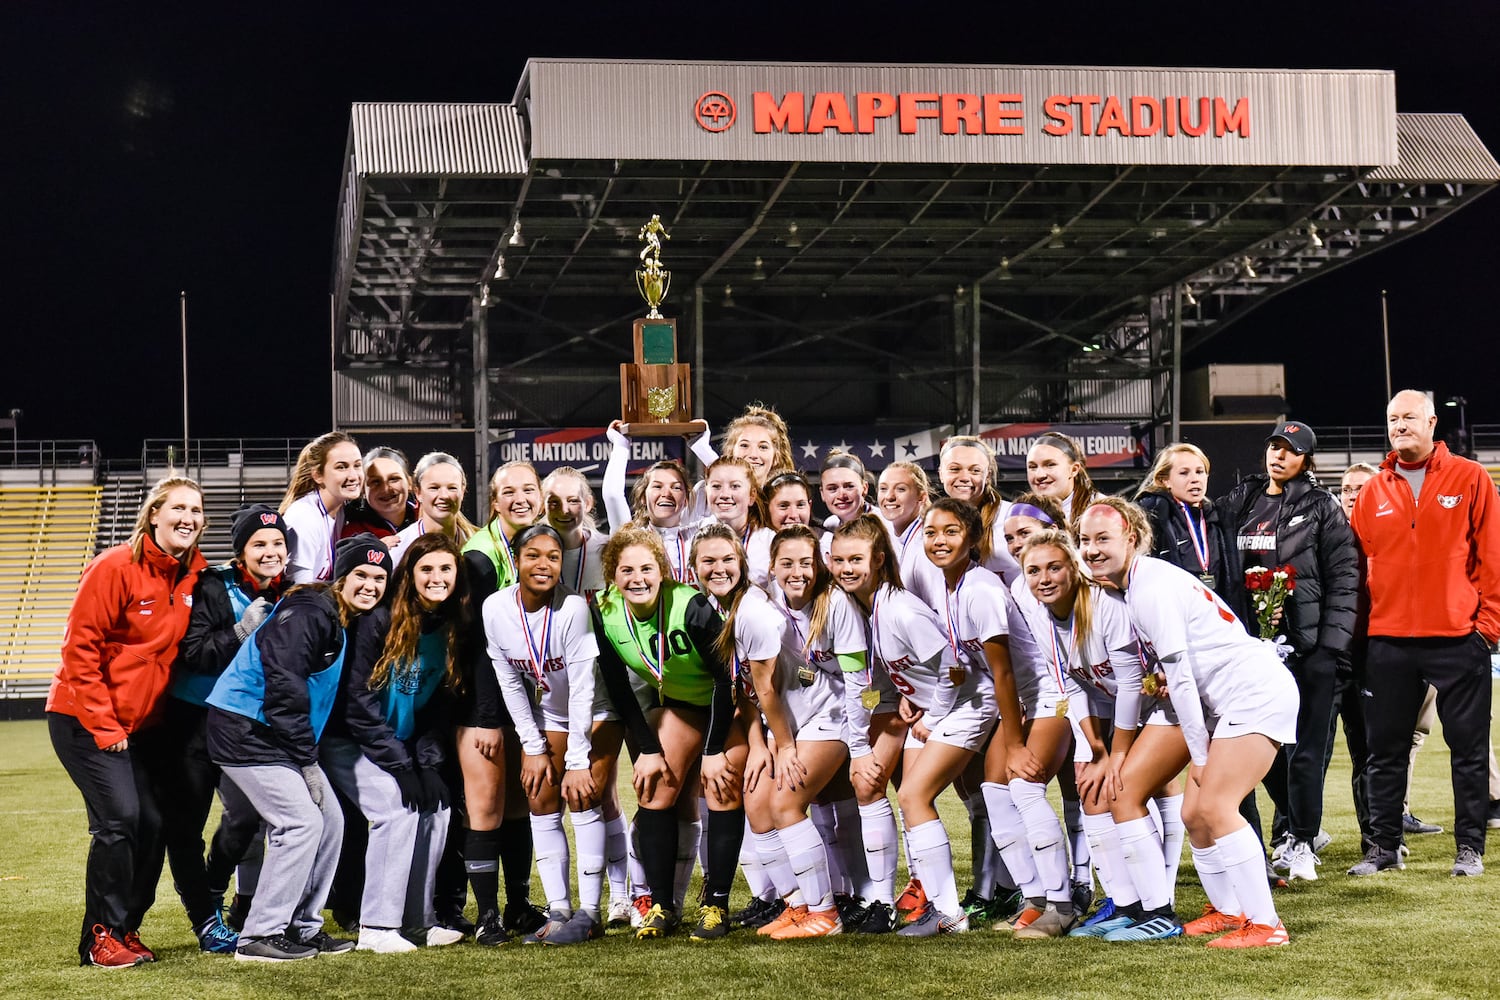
[508,220,526,247]
[752,256,767,281]
[722,284,735,307]
[999,257,1013,280]
[1182,283,1198,307]
[1239,256,1257,279]
[1048,224,1065,249]
[480,283,492,308]
[1307,223,1323,248]
[785,221,803,248]
[494,256,510,281]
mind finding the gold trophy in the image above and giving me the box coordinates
[621,215,694,435]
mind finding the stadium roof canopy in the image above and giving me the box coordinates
[331,59,1498,450]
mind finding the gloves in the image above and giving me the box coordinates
[416,767,449,811]
[300,765,326,808]
[233,598,273,643]
[393,768,423,811]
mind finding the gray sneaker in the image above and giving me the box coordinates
[1452,846,1484,878]
[543,909,603,946]
[521,911,570,944]
[235,934,318,962]
[1347,846,1405,877]
[1403,813,1443,836]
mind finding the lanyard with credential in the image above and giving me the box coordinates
[516,589,554,702]
[572,532,589,593]
[777,600,818,686]
[1177,500,1211,572]
[490,521,518,586]
[625,597,668,699]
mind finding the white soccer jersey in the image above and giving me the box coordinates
[866,584,964,719]
[386,519,424,567]
[1123,555,1291,765]
[484,583,600,771]
[982,499,1022,585]
[918,563,1006,716]
[560,528,609,604]
[744,526,774,590]
[284,491,342,584]
[734,587,860,735]
[1058,586,1147,733]
[1009,575,1086,715]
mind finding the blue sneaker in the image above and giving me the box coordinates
[195,911,240,954]
[1070,914,1134,937]
[1082,898,1117,925]
[1103,914,1184,942]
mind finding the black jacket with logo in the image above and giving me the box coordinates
[1136,490,1250,630]
[1216,472,1360,656]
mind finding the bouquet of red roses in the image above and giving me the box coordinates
[1245,564,1296,641]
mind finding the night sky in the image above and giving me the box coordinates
[4,2,1496,456]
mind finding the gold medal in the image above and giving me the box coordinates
[533,682,544,706]
[1198,573,1217,590]
[1142,674,1160,697]
[949,666,966,685]
[797,664,816,687]
[1054,698,1069,719]
[861,687,880,710]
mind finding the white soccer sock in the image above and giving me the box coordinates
[1216,824,1277,927]
[907,818,960,917]
[810,802,849,896]
[1189,842,1240,918]
[571,807,605,915]
[740,820,774,901]
[858,799,898,904]
[1063,795,1090,884]
[530,811,573,916]
[754,828,801,902]
[675,818,700,910]
[832,797,869,898]
[781,817,835,912]
[980,781,1043,897]
[1153,794,1185,904]
[1118,816,1171,912]
[1080,811,1122,902]
[604,812,629,904]
[1011,779,1069,902]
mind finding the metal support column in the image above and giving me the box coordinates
[693,286,705,423]
[473,294,491,512]
[1170,285,1183,441]
[952,289,965,431]
[970,283,982,435]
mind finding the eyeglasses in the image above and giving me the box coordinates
[1340,485,1364,495]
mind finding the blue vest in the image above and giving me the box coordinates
[207,603,346,743]
[378,629,448,742]
[173,566,252,707]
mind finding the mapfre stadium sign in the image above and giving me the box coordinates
[522,60,1397,166]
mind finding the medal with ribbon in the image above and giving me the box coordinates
[943,571,969,686]
[1047,611,1073,719]
[778,601,818,688]
[624,597,668,700]
[861,590,883,710]
[516,589,554,705]
[1177,500,1215,589]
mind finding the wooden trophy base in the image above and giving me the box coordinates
[620,362,694,437]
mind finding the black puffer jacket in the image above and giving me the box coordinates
[1216,472,1360,656]
[1136,490,1250,629]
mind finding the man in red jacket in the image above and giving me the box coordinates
[1349,389,1500,878]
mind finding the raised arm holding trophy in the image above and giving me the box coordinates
[621,215,696,436]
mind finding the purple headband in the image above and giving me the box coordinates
[1008,502,1055,526]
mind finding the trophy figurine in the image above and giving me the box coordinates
[621,215,694,435]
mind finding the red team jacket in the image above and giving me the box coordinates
[46,537,207,748]
[1351,441,1500,643]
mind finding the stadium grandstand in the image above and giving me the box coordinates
[2,58,1497,710]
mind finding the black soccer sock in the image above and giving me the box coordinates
[634,806,679,907]
[464,827,502,915]
[498,816,535,903]
[703,807,745,909]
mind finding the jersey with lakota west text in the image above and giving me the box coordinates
[1055,586,1146,732]
[1009,576,1085,712]
[484,584,599,771]
[761,588,863,731]
[918,563,1005,715]
[865,584,963,719]
[560,529,608,605]
[1123,555,1287,765]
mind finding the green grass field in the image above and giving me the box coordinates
[3,705,1496,1000]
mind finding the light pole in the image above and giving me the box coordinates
[1445,396,1469,456]
[6,408,19,466]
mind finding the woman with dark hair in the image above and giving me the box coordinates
[207,534,391,961]
[1026,432,1100,528]
[342,446,417,540]
[1217,421,1359,882]
[322,532,468,953]
[48,476,207,968]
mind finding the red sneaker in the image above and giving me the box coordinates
[121,931,156,962]
[895,878,927,921]
[1206,919,1289,949]
[86,925,146,969]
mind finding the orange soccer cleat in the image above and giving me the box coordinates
[1183,905,1246,937]
[757,903,808,937]
[1205,919,1289,949]
[770,907,843,939]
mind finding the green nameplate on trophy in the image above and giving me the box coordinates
[641,322,676,365]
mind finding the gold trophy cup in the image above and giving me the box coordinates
[621,215,694,435]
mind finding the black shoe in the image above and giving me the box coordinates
[1403,813,1443,835]
[330,908,360,934]
[732,896,783,930]
[225,893,252,933]
[475,910,506,947]
[436,909,475,936]
[503,899,548,937]
[635,902,680,939]
[835,893,867,930]
[234,934,318,963]
[1347,845,1405,876]
[1070,880,1094,917]
[294,930,356,955]
[990,887,1024,922]
[690,904,730,940]
[856,900,897,934]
